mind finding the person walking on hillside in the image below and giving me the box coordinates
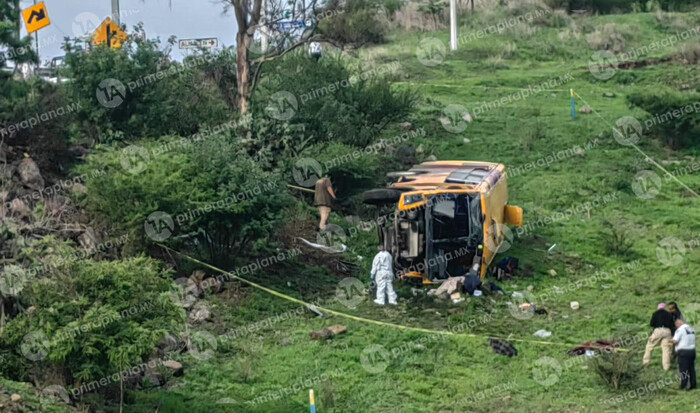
[643,302,675,370]
[314,175,336,230]
[370,245,397,306]
[671,317,696,390]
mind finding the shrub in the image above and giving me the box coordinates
[63,27,231,143]
[0,237,183,385]
[252,52,417,154]
[318,0,387,47]
[627,90,700,149]
[585,23,630,53]
[76,133,290,264]
[589,349,641,390]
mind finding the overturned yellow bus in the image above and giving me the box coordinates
[362,161,523,284]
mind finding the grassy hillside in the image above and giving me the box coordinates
[130,10,700,413]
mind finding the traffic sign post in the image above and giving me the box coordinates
[22,2,50,34]
[93,17,128,49]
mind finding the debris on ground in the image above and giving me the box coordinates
[10,394,21,403]
[297,237,347,253]
[548,269,557,276]
[489,338,518,357]
[489,282,504,294]
[570,301,580,310]
[533,329,552,338]
[310,325,348,340]
[163,360,184,376]
[566,340,619,356]
[579,105,593,114]
[427,276,464,299]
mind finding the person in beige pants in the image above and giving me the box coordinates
[643,302,675,370]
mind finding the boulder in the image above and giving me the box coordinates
[162,360,184,376]
[10,394,21,403]
[143,368,165,387]
[188,302,211,324]
[579,105,592,114]
[310,325,347,340]
[41,385,71,405]
[17,157,44,190]
[68,183,88,195]
[78,227,102,252]
[156,333,183,355]
[10,198,29,217]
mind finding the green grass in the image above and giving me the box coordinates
[128,9,700,413]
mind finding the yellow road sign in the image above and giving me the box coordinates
[93,17,128,49]
[22,2,51,34]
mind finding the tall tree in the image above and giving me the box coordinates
[221,0,318,114]
[0,0,37,74]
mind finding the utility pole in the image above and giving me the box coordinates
[449,0,457,51]
[111,0,121,25]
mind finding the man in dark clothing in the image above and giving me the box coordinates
[491,257,519,281]
[643,303,674,370]
[669,302,684,322]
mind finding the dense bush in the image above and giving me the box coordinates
[64,27,231,143]
[76,133,290,264]
[252,52,417,158]
[0,237,183,384]
[627,90,700,149]
[318,0,388,47]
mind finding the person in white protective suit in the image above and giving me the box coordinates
[370,245,397,305]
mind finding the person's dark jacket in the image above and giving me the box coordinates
[650,309,675,331]
[671,310,683,322]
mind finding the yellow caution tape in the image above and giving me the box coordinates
[159,244,630,352]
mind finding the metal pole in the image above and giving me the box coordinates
[261,0,268,53]
[449,0,457,51]
[112,0,121,25]
[33,0,39,69]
